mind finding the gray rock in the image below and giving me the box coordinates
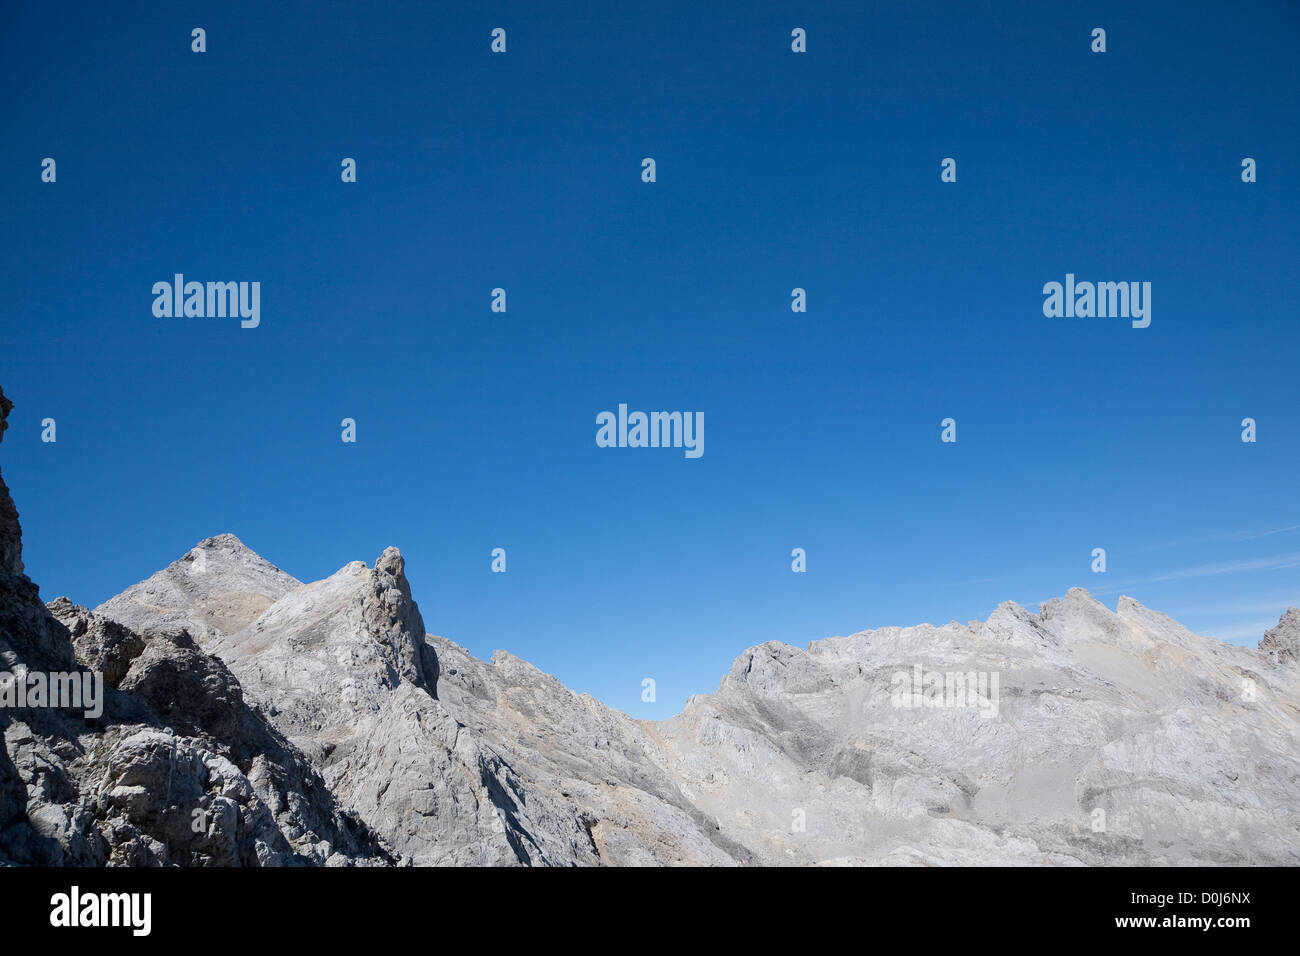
[1260,607,1300,667]
[95,538,1300,866]
[47,597,144,688]
[0,386,393,867]
[96,533,300,644]
[4,383,1299,866]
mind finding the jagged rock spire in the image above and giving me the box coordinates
[1261,607,1300,666]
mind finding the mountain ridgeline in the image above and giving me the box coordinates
[2,386,1298,866]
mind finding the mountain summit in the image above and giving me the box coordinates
[96,533,300,643]
[91,538,1300,866]
[2,386,1298,865]
[0,388,389,865]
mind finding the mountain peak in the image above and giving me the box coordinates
[95,533,301,645]
[373,546,411,596]
[183,532,284,569]
[194,532,252,551]
[70,533,1300,866]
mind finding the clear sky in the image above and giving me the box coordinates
[2,1,1297,717]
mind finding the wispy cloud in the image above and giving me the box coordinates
[1142,552,1300,583]
[1201,619,1279,643]
[1178,595,1300,616]
[1136,525,1300,553]
[1092,551,1300,596]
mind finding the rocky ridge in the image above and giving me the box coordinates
[0,387,392,866]
[3,384,1299,865]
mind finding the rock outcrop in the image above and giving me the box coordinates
[1261,608,1300,668]
[102,535,740,865]
[95,539,1300,866]
[4,381,1299,865]
[651,590,1299,865]
[0,386,393,866]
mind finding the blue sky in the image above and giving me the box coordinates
[2,1,1297,717]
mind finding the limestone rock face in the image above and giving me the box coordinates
[654,589,1300,865]
[96,533,300,644]
[5,384,1300,866]
[107,536,737,865]
[0,387,392,866]
[45,597,144,688]
[94,543,1300,867]
[1260,608,1300,668]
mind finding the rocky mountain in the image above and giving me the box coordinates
[0,387,392,866]
[3,384,1299,865]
